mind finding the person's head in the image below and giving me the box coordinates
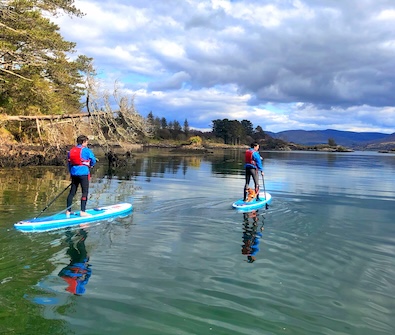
[76,135,89,146]
[247,256,256,263]
[251,142,259,150]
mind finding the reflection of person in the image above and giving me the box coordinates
[66,135,96,217]
[241,211,263,263]
[244,142,264,201]
[58,229,91,295]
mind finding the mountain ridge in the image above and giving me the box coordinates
[266,129,395,150]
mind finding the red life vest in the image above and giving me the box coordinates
[245,149,256,166]
[61,276,78,294]
[68,147,91,167]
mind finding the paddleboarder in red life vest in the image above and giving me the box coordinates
[66,135,97,217]
[244,142,264,201]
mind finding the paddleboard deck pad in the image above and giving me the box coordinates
[232,193,272,211]
[14,203,133,232]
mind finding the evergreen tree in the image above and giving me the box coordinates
[328,138,337,147]
[0,0,86,115]
[212,119,228,143]
[153,117,161,132]
[229,120,245,145]
[254,126,266,140]
[241,120,254,137]
[183,119,190,136]
[146,111,156,135]
[212,118,243,144]
[172,120,182,132]
[147,111,154,124]
[160,117,168,129]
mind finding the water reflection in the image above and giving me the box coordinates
[58,229,91,296]
[93,148,245,181]
[210,149,244,175]
[3,150,395,334]
[241,210,264,263]
[23,228,92,307]
[95,154,193,181]
[103,150,136,180]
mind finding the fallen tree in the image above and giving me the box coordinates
[0,87,152,167]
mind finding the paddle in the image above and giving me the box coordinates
[34,183,72,219]
[262,174,269,210]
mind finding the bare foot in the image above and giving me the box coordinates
[80,211,92,217]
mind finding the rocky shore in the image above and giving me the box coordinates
[0,141,356,168]
[0,144,69,168]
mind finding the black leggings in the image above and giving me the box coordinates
[245,167,260,193]
[67,175,89,212]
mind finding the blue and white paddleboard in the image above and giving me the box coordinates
[232,193,272,211]
[14,203,133,232]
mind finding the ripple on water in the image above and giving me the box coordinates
[11,192,394,335]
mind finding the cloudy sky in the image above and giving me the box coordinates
[54,0,395,133]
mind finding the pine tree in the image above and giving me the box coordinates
[0,0,86,115]
[183,118,190,136]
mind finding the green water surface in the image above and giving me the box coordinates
[1,150,394,335]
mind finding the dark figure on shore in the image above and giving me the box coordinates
[66,135,96,217]
[244,142,264,201]
[58,229,91,295]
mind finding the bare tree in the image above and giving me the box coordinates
[87,82,152,154]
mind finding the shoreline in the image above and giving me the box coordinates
[0,141,368,168]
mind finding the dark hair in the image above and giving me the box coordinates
[77,135,88,145]
[251,142,259,148]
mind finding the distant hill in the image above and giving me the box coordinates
[363,132,395,150]
[266,129,395,150]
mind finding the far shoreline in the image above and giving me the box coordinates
[3,141,394,169]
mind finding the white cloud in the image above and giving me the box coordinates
[53,0,395,134]
[376,9,395,20]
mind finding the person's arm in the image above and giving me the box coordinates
[89,149,97,167]
[253,152,264,172]
[83,148,96,167]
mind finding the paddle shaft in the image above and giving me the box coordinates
[34,183,72,219]
[262,174,269,210]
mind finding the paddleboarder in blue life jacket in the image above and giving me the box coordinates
[66,135,97,217]
[58,229,91,295]
[244,142,264,201]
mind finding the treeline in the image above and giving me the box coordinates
[211,119,270,145]
[147,112,192,141]
[210,119,293,148]
[146,112,286,148]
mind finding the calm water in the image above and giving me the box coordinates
[0,149,394,335]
